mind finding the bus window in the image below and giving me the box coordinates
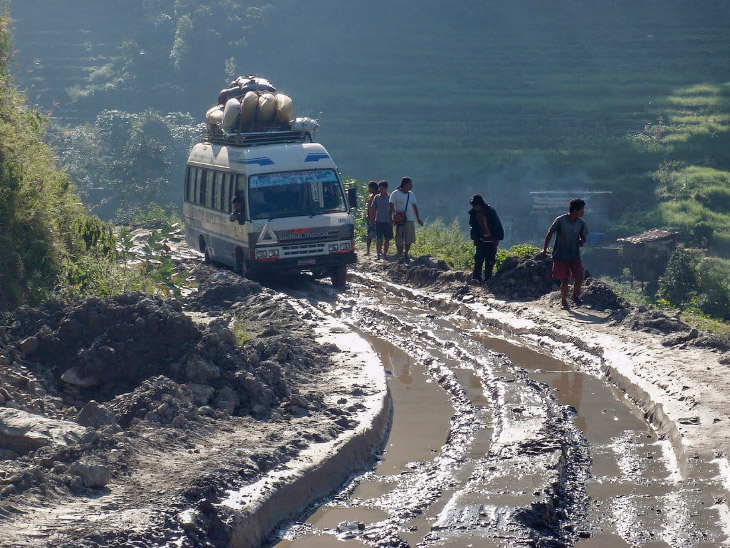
[212,171,220,210]
[185,167,196,203]
[205,170,215,208]
[197,169,205,205]
[235,174,246,197]
[222,173,231,212]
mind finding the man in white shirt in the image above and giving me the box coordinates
[388,177,424,261]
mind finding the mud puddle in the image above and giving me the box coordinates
[275,338,454,546]
[274,276,728,546]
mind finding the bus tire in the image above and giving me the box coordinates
[200,237,210,264]
[330,265,347,288]
[235,248,247,278]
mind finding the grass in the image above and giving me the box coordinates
[681,311,730,337]
[231,313,253,345]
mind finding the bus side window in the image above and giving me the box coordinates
[186,167,196,203]
[197,169,205,205]
[222,173,231,212]
[236,174,247,212]
[184,167,189,202]
[211,171,220,210]
[206,170,215,208]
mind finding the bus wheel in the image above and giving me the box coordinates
[330,265,347,288]
[200,237,210,263]
[235,248,247,278]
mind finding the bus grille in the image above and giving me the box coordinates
[281,243,326,257]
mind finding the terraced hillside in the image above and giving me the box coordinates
[10,0,730,234]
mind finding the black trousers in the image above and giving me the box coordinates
[473,241,497,281]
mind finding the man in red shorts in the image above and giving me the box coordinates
[541,198,588,309]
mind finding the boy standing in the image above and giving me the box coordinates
[542,198,588,309]
[371,180,393,258]
[365,181,378,255]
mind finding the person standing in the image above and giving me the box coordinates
[371,180,393,258]
[541,198,588,309]
[365,181,378,255]
[468,194,504,283]
[389,177,424,261]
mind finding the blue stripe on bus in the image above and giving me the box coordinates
[304,153,330,162]
[232,157,275,166]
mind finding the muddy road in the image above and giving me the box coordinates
[2,240,729,548]
[272,262,729,547]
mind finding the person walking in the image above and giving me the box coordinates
[541,198,588,309]
[468,194,504,283]
[365,181,378,255]
[389,177,423,261]
[371,180,393,258]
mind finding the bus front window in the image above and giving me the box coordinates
[248,169,346,219]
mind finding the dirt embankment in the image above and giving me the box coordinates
[0,262,383,547]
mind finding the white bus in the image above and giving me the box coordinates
[183,130,357,287]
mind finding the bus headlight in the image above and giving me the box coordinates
[329,244,339,252]
[340,242,351,251]
[256,249,268,259]
[268,249,279,257]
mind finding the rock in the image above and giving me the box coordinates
[68,462,111,488]
[0,448,19,460]
[337,521,365,533]
[61,366,98,388]
[185,359,221,383]
[77,401,117,428]
[19,336,39,355]
[187,383,216,406]
[0,408,86,455]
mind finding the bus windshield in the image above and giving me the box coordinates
[248,169,347,220]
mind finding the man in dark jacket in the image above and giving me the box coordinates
[468,194,504,283]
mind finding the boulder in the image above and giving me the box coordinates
[0,408,86,455]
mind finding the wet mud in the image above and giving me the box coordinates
[275,269,729,547]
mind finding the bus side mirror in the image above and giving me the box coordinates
[347,187,358,211]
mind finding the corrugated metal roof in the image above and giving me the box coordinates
[617,229,679,244]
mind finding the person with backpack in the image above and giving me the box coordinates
[468,194,504,283]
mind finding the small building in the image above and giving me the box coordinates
[617,229,680,280]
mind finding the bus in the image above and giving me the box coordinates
[183,130,357,287]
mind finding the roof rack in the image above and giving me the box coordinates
[202,125,313,147]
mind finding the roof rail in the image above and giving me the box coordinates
[202,126,313,147]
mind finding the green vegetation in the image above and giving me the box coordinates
[0,10,86,307]
[231,312,253,345]
[50,109,199,222]
[0,12,192,309]
[411,219,474,270]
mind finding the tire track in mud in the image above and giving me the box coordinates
[275,270,729,547]
[276,275,590,547]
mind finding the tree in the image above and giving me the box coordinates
[656,248,703,308]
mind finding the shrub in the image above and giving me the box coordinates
[656,247,703,308]
[411,219,474,270]
[496,243,541,271]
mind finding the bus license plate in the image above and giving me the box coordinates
[298,258,317,266]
